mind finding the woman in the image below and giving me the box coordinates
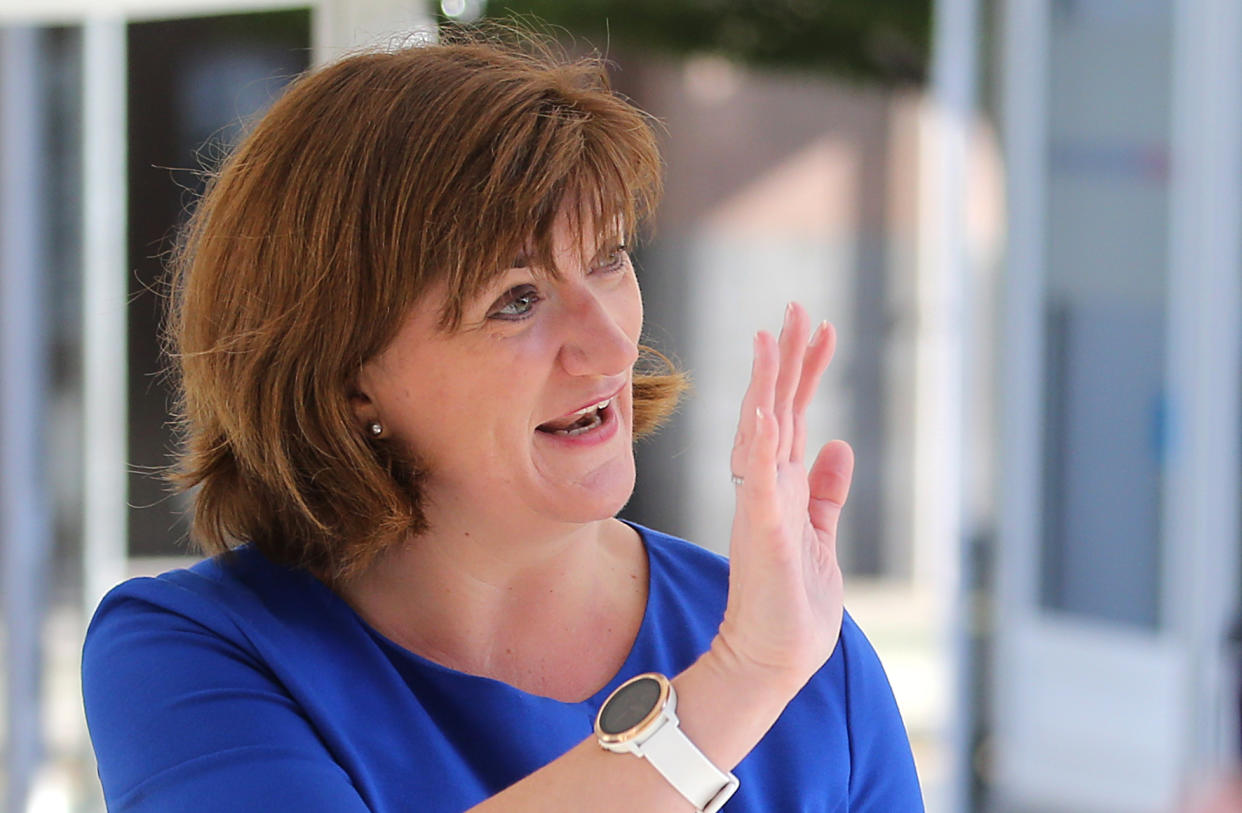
[82,28,923,811]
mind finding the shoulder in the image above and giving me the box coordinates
[831,612,925,807]
[86,553,239,648]
[748,612,923,809]
[81,550,387,810]
[85,547,280,649]
[771,609,894,718]
[836,610,887,683]
[82,545,338,695]
[800,610,908,741]
[83,551,263,730]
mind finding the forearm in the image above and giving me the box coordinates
[467,640,796,812]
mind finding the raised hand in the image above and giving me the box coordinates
[716,302,855,691]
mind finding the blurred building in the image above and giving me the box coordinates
[986,1,1242,811]
[0,1,1239,813]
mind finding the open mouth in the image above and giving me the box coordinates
[536,398,612,437]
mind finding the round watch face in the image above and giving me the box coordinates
[598,675,663,736]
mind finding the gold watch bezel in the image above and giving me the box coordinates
[595,672,674,747]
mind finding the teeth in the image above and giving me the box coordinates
[553,409,603,436]
[538,398,613,437]
[571,398,611,416]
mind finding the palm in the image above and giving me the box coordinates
[720,303,854,685]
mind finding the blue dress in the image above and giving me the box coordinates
[83,523,924,811]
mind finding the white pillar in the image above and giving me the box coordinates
[922,0,980,809]
[1,24,52,813]
[313,0,435,64]
[82,16,129,616]
[1166,0,1242,773]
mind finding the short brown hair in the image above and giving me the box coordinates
[166,27,686,582]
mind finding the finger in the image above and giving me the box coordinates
[793,322,836,415]
[731,331,778,478]
[774,303,811,461]
[806,440,855,544]
[790,322,836,463]
[740,405,781,524]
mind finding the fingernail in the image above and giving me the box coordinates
[785,302,794,319]
[810,320,828,345]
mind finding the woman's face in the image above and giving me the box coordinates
[353,214,643,533]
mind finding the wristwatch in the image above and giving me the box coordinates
[595,673,740,812]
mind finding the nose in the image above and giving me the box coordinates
[557,288,640,378]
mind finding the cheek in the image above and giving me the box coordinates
[622,278,644,342]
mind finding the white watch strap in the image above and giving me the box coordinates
[641,718,740,813]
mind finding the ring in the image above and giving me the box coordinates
[730,474,744,486]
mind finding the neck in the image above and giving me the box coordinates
[336,511,646,700]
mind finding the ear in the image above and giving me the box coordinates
[349,390,377,427]
[348,366,381,431]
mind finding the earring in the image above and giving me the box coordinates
[368,421,383,438]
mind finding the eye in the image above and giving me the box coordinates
[489,284,541,321]
[593,244,629,273]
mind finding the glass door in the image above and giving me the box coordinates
[989,1,1227,810]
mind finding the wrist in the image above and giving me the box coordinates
[595,674,740,812]
[668,637,801,773]
[708,624,813,700]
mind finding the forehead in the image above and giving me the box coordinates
[515,208,626,265]
[464,208,623,288]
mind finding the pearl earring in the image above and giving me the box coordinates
[368,421,383,438]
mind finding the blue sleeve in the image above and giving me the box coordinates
[840,613,925,811]
[82,581,371,813]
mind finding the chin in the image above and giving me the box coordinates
[556,464,636,524]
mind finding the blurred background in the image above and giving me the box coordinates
[0,0,1239,811]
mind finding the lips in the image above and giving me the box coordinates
[535,385,625,435]
[536,399,610,435]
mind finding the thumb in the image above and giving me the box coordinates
[807,440,854,537]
